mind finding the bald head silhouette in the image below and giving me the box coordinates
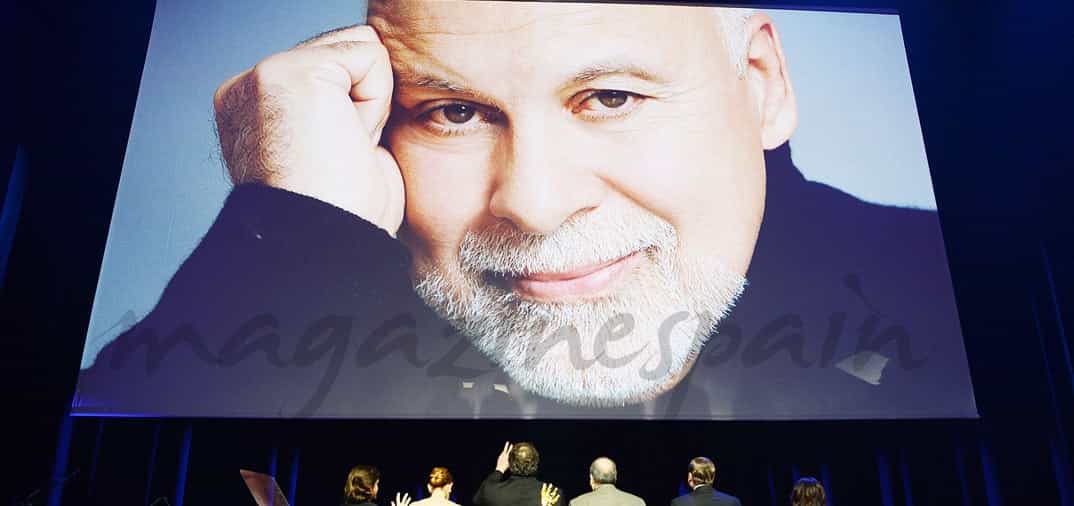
[589,457,617,489]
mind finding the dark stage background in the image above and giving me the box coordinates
[4,0,1073,504]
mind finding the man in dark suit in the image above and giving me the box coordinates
[474,442,565,506]
[670,458,741,506]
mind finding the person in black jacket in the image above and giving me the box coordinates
[474,442,564,506]
[73,2,974,420]
[669,458,741,506]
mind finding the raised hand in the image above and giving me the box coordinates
[495,441,513,473]
[541,482,561,506]
[212,24,405,236]
[391,492,411,506]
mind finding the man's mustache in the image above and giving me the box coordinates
[457,207,676,277]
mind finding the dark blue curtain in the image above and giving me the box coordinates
[0,146,28,289]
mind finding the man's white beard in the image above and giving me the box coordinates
[412,203,747,407]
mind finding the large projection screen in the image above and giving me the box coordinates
[71,0,977,419]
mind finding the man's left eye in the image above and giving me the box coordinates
[593,90,629,108]
[575,90,643,117]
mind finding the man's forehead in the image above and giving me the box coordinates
[368,1,721,50]
[371,1,647,35]
[371,1,598,34]
[368,1,725,88]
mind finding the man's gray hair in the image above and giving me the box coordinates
[590,457,617,485]
[716,7,755,77]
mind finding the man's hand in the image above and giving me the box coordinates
[213,25,405,236]
[541,483,561,506]
[496,441,513,473]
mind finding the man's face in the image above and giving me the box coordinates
[370,2,770,406]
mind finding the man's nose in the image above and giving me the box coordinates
[488,118,606,235]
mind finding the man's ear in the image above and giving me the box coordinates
[743,13,798,149]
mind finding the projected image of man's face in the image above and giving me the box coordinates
[369,1,798,406]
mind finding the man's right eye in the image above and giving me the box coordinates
[417,101,499,136]
[441,104,476,124]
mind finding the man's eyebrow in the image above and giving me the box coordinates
[564,61,671,87]
[394,70,504,109]
[392,60,670,105]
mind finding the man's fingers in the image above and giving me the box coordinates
[296,40,393,139]
[296,24,379,48]
[224,34,393,143]
[218,24,380,112]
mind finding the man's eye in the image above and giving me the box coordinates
[574,90,644,119]
[422,102,487,128]
[593,90,629,108]
[416,101,497,136]
[442,104,477,124]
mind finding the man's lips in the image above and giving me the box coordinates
[506,251,644,301]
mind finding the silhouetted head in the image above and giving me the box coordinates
[343,465,380,504]
[427,466,454,497]
[589,457,617,489]
[509,442,540,477]
[687,457,716,488]
[790,477,826,506]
